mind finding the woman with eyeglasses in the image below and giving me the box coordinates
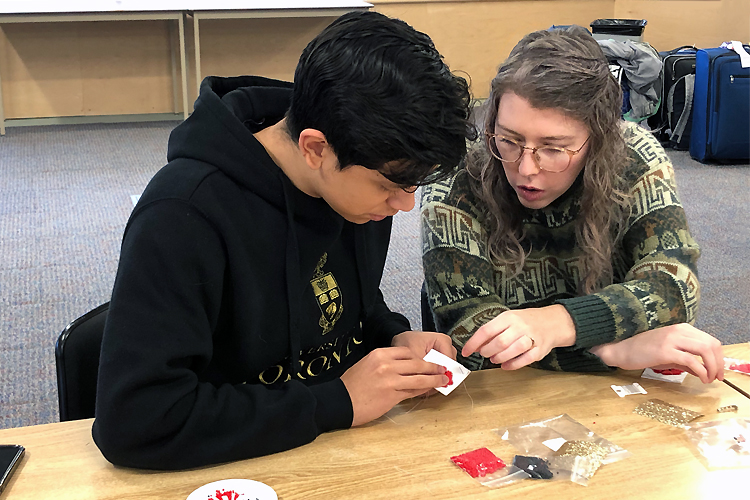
[420,26,724,383]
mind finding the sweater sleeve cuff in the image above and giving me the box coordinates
[556,294,616,349]
[547,346,616,372]
[368,313,411,348]
[308,378,353,433]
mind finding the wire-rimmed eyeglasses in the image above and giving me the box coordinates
[485,132,590,173]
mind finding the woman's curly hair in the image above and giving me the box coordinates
[468,26,632,294]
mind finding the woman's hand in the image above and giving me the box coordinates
[589,323,725,384]
[461,304,576,370]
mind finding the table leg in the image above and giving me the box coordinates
[178,13,189,119]
[193,14,202,105]
[169,20,179,114]
[0,25,6,136]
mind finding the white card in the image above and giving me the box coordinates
[423,349,470,395]
[641,368,688,384]
[611,382,647,398]
[543,437,567,451]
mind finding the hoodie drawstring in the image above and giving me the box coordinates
[354,227,374,328]
[281,177,302,379]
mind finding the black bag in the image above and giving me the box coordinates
[649,46,698,150]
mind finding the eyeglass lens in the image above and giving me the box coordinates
[491,137,571,172]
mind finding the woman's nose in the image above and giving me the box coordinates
[517,149,541,176]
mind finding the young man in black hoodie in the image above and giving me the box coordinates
[92,11,475,470]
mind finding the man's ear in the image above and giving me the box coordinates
[298,129,330,171]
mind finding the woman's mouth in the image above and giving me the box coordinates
[516,185,544,202]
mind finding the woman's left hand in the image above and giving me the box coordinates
[461,304,576,370]
[589,323,725,383]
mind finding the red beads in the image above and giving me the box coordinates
[450,447,506,478]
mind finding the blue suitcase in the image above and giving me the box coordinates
[690,45,750,162]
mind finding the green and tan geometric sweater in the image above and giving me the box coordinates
[421,122,700,372]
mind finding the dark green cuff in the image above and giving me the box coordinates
[556,294,616,349]
[545,346,615,372]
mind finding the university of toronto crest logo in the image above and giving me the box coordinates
[311,253,343,334]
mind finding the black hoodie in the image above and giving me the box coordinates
[92,76,411,470]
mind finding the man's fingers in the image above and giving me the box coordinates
[393,358,448,376]
[394,373,450,392]
[434,339,458,360]
[386,346,426,360]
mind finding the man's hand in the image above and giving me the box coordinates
[391,330,457,359]
[461,304,576,370]
[589,324,725,384]
[340,346,449,426]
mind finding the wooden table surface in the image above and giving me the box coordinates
[2,344,748,499]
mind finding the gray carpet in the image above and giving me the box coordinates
[1,122,748,430]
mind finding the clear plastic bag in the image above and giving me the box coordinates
[449,447,530,488]
[686,418,750,469]
[495,414,631,486]
[724,357,750,376]
[476,466,530,488]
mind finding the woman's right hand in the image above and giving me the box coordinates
[461,304,577,370]
[589,324,725,383]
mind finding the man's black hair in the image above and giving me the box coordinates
[286,11,476,187]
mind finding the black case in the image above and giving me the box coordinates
[649,46,698,150]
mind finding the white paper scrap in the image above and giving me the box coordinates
[542,437,567,451]
[641,368,688,384]
[611,382,647,398]
[423,349,470,396]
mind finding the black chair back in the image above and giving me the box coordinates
[55,303,109,421]
[421,282,437,332]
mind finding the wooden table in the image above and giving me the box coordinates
[2,343,748,499]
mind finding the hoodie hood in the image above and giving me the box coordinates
[167,76,295,208]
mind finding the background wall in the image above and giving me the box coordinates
[0,0,748,120]
[614,0,749,51]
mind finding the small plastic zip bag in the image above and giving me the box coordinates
[686,418,750,469]
[495,414,630,486]
[724,357,750,376]
[449,447,529,488]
